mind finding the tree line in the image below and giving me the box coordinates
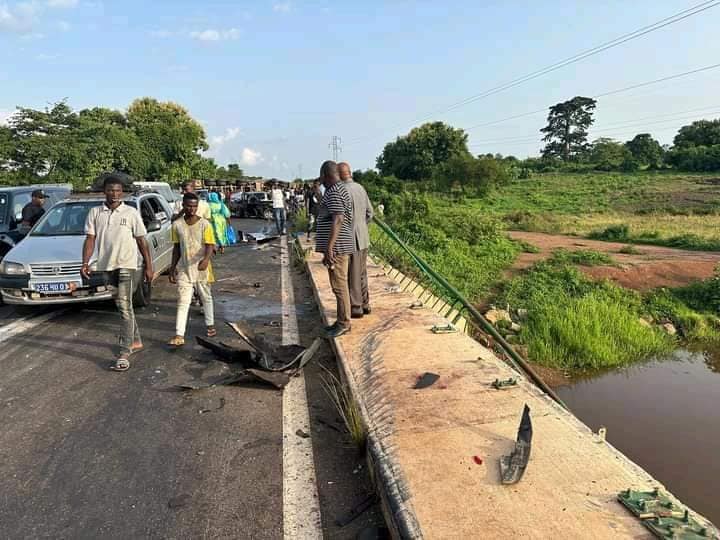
[374,97,720,189]
[0,98,248,188]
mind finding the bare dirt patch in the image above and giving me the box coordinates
[509,231,720,290]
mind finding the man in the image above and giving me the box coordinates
[82,175,154,372]
[173,181,211,222]
[167,192,216,347]
[271,183,286,235]
[305,180,321,239]
[315,160,354,338]
[20,190,47,230]
[338,162,374,318]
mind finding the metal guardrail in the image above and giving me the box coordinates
[369,217,567,409]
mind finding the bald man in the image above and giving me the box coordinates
[338,162,374,318]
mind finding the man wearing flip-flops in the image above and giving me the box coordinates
[167,192,217,347]
[82,175,154,372]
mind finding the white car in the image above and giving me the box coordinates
[0,191,174,306]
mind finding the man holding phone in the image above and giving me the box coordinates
[82,174,154,372]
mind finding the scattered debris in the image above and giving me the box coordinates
[195,336,254,364]
[409,301,423,309]
[618,488,718,538]
[253,282,263,288]
[383,285,401,293]
[516,308,529,320]
[334,493,379,527]
[413,372,440,389]
[295,429,310,438]
[661,322,677,336]
[491,377,518,390]
[246,368,290,389]
[431,324,457,334]
[264,320,281,328]
[198,397,226,414]
[168,494,191,509]
[595,426,607,443]
[473,456,483,465]
[500,404,532,485]
[484,308,512,325]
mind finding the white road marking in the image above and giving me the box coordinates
[0,309,66,344]
[281,235,323,539]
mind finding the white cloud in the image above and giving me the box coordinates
[211,127,241,146]
[189,28,240,42]
[0,2,40,33]
[46,0,78,7]
[273,2,292,13]
[57,19,69,30]
[239,147,263,167]
[35,52,58,60]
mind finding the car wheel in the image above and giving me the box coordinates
[263,208,273,220]
[132,271,152,307]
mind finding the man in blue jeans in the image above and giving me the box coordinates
[82,175,154,372]
[271,183,286,235]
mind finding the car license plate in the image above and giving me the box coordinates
[33,282,77,293]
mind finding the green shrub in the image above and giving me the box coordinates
[588,224,630,242]
[548,248,614,266]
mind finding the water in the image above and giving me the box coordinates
[556,348,720,524]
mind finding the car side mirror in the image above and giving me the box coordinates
[147,220,162,233]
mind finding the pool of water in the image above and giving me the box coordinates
[556,348,720,524]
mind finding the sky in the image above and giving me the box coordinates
[1,0,719,179]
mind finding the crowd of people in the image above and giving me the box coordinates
[82,161,373,370]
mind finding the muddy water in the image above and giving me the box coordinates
[556,348,720,524]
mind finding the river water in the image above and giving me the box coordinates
[556,348,720,524]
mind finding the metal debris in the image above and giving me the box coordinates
[500,404,532,485]
[431,324,457,334]
[491,377,518,390]
[413,372,440,389]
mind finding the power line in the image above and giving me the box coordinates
[464,63,720,132]
[344,0,720,146]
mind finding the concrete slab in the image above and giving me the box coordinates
[301,240,716,539]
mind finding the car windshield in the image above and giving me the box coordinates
[0,192,7,225]
[30,201,99,236]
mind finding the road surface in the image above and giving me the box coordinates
[0,218,384,539]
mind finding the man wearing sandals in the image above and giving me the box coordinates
[167,192,216,346]
[82,175,154,371]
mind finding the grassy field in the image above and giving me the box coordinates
[437,172,720,250]
[377,171,720,372]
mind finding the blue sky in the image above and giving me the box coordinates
[1,0,719,179]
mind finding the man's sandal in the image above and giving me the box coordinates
[110,357,130,372]
[167,336,185,347]
[207,327,217,338]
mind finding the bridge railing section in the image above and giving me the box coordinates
[369,217,566,408]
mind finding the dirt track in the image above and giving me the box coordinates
[509,231,720,290]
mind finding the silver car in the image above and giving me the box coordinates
[0,191,174,306]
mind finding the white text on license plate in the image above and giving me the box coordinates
[34,282,76,293]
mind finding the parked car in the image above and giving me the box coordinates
[132,181,179,205]
[231,191,273,220]
[0,184,73,260]
[0,191,173,307]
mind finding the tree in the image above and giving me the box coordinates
[126,97,208,181]
[589,138,632,171]
[376,121,469,181]
[673,119,720,148]
[540,96,597,161]
[625,133,664,168]
[433,154,510,196]
[216,162,244,181]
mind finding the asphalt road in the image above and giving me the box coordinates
[0,218,384,539]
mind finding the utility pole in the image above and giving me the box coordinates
[328,135,342,161]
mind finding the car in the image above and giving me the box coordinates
[0,184,73,260]
[0,190,174,307]
[231,191,273,220]
[132,181,180,205]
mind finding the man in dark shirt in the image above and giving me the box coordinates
[315,160,354,338]
[21,190,47,229]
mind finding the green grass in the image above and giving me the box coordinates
[548,248,615,266]
[499,260,672,370]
